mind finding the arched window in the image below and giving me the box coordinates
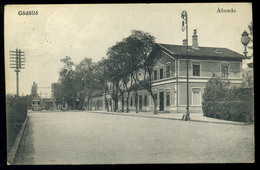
[165,62,171,78]
[153,67,158,80]
[159,65,164,79]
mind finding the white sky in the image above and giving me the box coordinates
[4,3,253,95]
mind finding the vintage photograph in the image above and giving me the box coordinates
[5,3,254,164]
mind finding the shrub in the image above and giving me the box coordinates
[6,95,28,152]
[202,74,254,123]
[203,100,253,122]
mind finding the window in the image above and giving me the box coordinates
[221,65,228,77]
[166,63,171,78]
[144,95,148,106]
[166,92,170,106]
[160,68,164,79]
[193,65,200,76]
[154,70,158,80]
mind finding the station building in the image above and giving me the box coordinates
[92,31,246,113]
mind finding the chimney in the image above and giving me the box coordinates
[183,39,187,46]
[192,29,199,49]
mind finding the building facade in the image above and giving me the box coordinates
[92,32,246,114]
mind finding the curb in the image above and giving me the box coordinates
[7,116,29,165]
[91,111,250,126]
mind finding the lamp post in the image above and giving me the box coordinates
[241,30,251,58]
[181,10,190,121]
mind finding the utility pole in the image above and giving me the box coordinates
[9,48,25,96]
[181,10,190,121]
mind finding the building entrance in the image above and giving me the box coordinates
[139,95,142,111]
[159,92,164,111]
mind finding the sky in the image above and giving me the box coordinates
[4,3,253,96]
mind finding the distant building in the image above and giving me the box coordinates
[30,82,56,110]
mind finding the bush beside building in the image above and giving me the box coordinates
[202,75,254,123]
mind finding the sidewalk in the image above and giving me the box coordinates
[92,110,250,125]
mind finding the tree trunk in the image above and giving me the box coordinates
[78,100,81,110]
[104,90,109,112]
[121,92,124,112]
[126,91,130,112]
[105,100,108,111]
[87,99,90,110]
[135,94,138,113]
[152,96,157,114]
[90,98,92,111]
[110,99,112,112]
[148,90,157,114]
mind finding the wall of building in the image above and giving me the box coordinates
[89,50,243,114]
[152,52,176,80]
[178,59,242,79]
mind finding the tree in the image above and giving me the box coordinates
[106,39,142,113]
[59,56,77,110]
[96,58,110,111]
[202,74,230,102]
[125,30,157,114]
[30,81,39,99]
[74,57,95,110]
[105,50,121,112]
[105,30,157,113]
[107,41,127,112]
[52,83,64,109]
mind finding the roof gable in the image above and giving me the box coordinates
[158,43,246,60]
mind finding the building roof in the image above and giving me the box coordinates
[158,43,247,60]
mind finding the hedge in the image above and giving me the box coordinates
[202,100,254,122]
[6,95,28,152]
[202,75,254,123]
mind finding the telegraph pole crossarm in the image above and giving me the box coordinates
[9,48,25,96]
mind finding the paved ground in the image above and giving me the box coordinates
[13,111,254,164]
[94,110,250,125]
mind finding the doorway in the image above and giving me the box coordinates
[159,92,164,111]
[139,95,142,111]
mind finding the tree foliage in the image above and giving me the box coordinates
[57,56,77,109]
[126,30,157,113]
[53,30,158,113]
[105,30,156,113]
[202,74,230,101]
